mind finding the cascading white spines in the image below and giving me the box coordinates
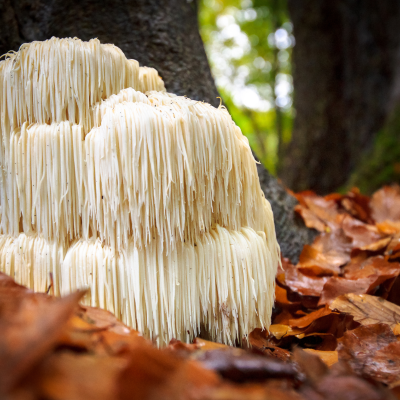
[0,37,279,346]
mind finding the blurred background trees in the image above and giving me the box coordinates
[200,0,293,175]
[199,0,400,194]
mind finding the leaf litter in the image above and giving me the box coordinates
[2,185,400,399]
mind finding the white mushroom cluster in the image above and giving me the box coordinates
[0,37,279,346]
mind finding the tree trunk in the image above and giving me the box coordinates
[281,0,400,194]
[0,0,315,261]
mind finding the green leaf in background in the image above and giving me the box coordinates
[199,0,293,174]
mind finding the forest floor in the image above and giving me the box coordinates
[1,185,400,400]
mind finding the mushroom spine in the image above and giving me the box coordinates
[0,37,279,346]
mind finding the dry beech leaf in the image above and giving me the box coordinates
[359,236,392,252]
[196,349,298,383]
[303,349,338,367]
[269,324,303,340]
[288,306,332,329]
[377,221,400,235]
[295,204,327,232]
[275,285,302,310]
[0,288,84,395]
[342,215,383,249]
[295,347,394,400]
[343,256,400,288]
[35,352,127,400]
[340,189,372,223]
[338,323,400,386]
[297,231,352,276]
[330,293,400,330]
[371,185,400,223]
[294,192,344,232]
[318,277,374,306]
[285,264,329,297]
[193,338,231,351]
[248,329,292,362]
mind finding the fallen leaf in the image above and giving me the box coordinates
[248,329,292,362]
[342,215,383,249]
[35,351,126,400]
[275,285,302,310]
[338,323,400,385]
[0,290,84,395]
[289,307,332,329]
[297,231,352,276]
[340,189,372,223]
[330,293,400,330]
[371,185,400,223]
[343,256,400,290]
[377,221,400,235]
[193,338,230,351]
[285,264,330,297]
[318,277,374,305]
[197,349,298,383]
[295,346,394,400]
[359,236,392,252]
[119,338,220,400]
[269,324,303,340]
[295,205,327,232]
[303,349,338,367]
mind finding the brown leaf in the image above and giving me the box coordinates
[119,338,220,400]
[35,351,126,400]
[295,193,344,232]
[196,349,298,383]
[296,345,394,400]
[318,277,375,305]
[377,221,400,235]
[330,293,400,330]
[338,323,400,385]
[340,189,373,224]
[289,307,332,329]
[303,349,338,367]
[371,185,400,223]
[193,338,231,351]
[275,284,302,310]
[359,236,392,252]
[285,263,329,297]
[0,290,84,395]
[248,329,292,362]
[342,215,383,249]
[297,231,352,276]
[295,205,327,232]
[293,347,328,383]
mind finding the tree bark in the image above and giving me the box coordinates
[0,0,315,261]
[281,0,400,194]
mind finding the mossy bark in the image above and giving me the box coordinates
[281,0,400,194]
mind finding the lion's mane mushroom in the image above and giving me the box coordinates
[0,37,279,346]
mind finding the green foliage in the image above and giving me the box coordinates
[346,106,400,194]
[199,0,293,174]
